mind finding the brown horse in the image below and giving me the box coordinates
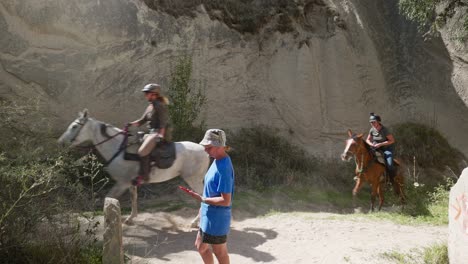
[341,129,405,211]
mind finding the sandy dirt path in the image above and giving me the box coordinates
[121,208,447,264]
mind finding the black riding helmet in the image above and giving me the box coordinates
[142,83,161,93]
[369,112,381,122]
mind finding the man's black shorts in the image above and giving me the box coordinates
[199,228,227,244]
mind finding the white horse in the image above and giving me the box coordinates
[58,109,209,226]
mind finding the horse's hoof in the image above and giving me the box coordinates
[353,207,362,214]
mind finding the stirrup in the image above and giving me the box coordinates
[132,175,144,187]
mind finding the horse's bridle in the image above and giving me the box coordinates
[70,118,124,148]
[349,138,377,175]
[69,118,128,166]
[68,118,88,145]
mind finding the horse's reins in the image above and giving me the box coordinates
[72,119,129,166]
[351,138,375,177]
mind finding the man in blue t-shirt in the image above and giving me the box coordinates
[184,129,234,264]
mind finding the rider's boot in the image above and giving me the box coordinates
[140,155,151,183]
[132,155,151,186]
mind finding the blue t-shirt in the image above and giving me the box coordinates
[200,156,235,236]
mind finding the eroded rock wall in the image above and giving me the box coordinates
[0,0,467,157]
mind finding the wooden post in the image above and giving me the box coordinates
[103,197,124,264]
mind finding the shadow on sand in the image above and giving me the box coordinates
[123,223,277,262]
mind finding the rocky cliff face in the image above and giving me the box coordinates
[0,0,467,157]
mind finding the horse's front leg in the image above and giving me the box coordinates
[352,177,363,210]
[124,186,138,225]
[107,184,127,198]
[369,193,375,212]
[376,183,384,211]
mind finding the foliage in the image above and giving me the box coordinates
[229,126,315,190]
[398,0,468,39]
[167,55,207,142]
[392,122,465,174]
[0,99,103,263]
[228,126,354,191]
[423,243,448,264]
[398,0,439,30]
[381,242,448,264]
[402,176,452,224]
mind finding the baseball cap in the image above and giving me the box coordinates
[199,129,226,147]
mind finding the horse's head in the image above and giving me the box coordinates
[341,129,364,161]
[58,109,92,147]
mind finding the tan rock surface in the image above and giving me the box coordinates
[1,0,467,157]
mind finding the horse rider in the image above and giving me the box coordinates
[365,113,396,182]
[128,83,172,186]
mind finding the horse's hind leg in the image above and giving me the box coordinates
[184,174,203,228]
[393,175,406,206]
[181,161,206,228]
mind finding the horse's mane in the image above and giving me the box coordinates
[354,134,371,152]
[361,136,371,151]
[98,121,121,139]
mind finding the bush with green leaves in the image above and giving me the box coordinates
[0,148,104,263]
[399,0,468,39]
[228,126,355,191]
[0,100,103,263]
[392,122,465,174]
[167,55,207,142]
[398,0,439,29]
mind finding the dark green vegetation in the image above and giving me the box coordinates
[0,100,104,263]
[393,122,465,177]
[167,55,207,142]
[227,122,464,226]
[381,242,448,264]
[399,0,468,40]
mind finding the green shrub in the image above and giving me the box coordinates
[228,126,356,191]
[398,0,468,39]
[0,99,103,263]
[168,55,207,142]
[228,126,314,189]
[381,242,448,264]
[392,122,465,173]
[398,0,439,30]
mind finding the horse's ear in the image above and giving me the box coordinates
[347,129,353,137]
[357,133,363,138]
[79,109,89,119]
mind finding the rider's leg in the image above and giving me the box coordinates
[133,134,159,185]
[138,133,159,156]
[383,150,395,182]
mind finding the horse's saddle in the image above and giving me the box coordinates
[124,141,176,169]
[373,151,400,166]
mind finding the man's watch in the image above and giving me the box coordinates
[201,197,207,204]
